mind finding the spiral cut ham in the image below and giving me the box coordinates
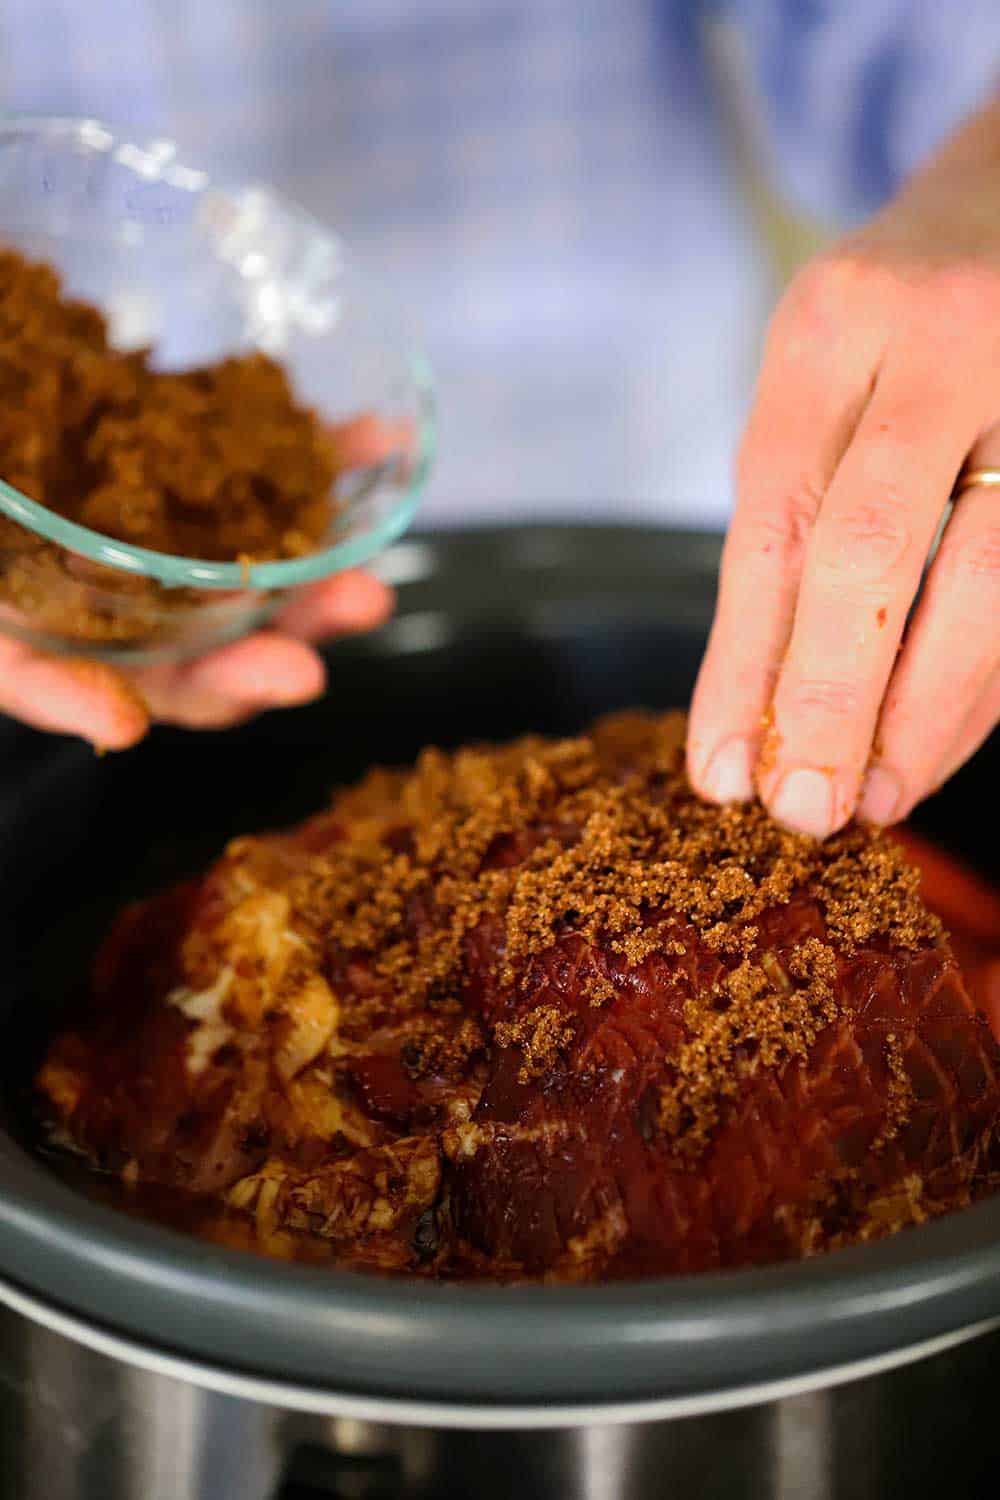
[37,712,1000,1279]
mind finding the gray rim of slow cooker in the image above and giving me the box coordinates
[2,523,999,1411]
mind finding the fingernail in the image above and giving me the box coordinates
[770,767,834,837]
[261,681,325,709]
[858,765,901,827]
[700,737,754,803]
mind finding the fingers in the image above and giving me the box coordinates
[930,668,1000,793]
[134,633,325,729]
[858,447,1000,823]
[688,262,884,804]
[331,413,412,470]
[134,566,394,730]
[0,571,390,743]
[755,344,984,836]
[0,639,149,749]
[690,247,1000,838]
[274,569,393,642]
[0,414,395,745]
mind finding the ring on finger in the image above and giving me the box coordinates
[953,466,1000,499]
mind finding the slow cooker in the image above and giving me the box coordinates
[0,525,998,1499]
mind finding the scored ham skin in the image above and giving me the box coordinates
[450,915,996,1275]
[36,712,1000,1280]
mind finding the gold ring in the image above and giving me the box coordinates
[953,467,1000,498]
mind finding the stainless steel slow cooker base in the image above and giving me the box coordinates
[3,1302,1000,1499]
[1,1274,995,1430]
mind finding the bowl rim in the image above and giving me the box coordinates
[2,523,1000,1411]
[0,114,436,591]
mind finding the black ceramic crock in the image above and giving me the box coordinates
[0,525,997,1422]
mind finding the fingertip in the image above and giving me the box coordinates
[763,765,853,839]
[684,690,714,795]
[233,636,327,706]
[856,765,904,827]
[330,413,390,469]
[276,570,394,641]
[688,735,756,805]
[72,663,150,750]
[316,569,394,628]
[4,658,151,750]
[186,633,327,707]
[330,413,413,471]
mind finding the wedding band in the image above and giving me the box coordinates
[953,467,1000,498]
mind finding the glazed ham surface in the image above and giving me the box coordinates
[37,712,1000,1279]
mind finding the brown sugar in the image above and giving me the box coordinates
[494,1005,577,1082]
[289,712,949,1183]
[0,247,341,641]
[36,710,1000,1280]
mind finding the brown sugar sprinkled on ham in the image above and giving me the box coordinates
[36,711,1000,1279]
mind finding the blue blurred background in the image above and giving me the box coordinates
[3,0,997,530]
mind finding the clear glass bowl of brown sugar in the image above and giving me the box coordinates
[0,118,434,665]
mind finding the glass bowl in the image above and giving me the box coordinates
[0,117,435,665]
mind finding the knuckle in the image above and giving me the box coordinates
[820,492,914,582]
[784,676,866,724]
[924,262,1000,319]
[781,252,875,331]
[937,521,1000,590]
[730,476,823,569]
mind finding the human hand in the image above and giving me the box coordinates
[0,569,393,748]
[688,102,1000,837]
[0,413,398,748]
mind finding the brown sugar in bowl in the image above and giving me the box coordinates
[0,118,433,664]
